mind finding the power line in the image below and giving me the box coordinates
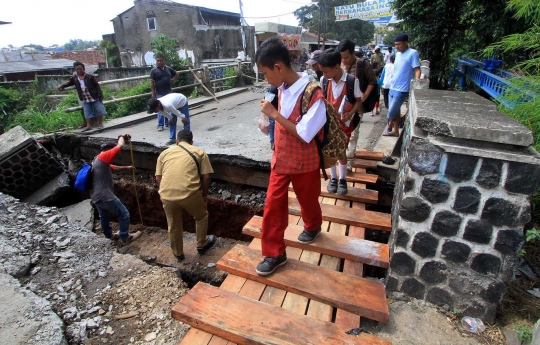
[242,10,297,19]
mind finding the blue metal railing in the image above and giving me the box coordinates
[450,57,535,109]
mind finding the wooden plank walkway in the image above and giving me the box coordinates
[288,197,392,231]
[320,170,378,184]
[216,245,389,322]
[174,151,391,344]
[243,216,389,268]
[172,283,391,345]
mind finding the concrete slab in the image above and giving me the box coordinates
[87,88,272,165]
[73,87,250,135]
[0,125,33,161]
[412,90,534,146]
[60,199,94,230]
[24,173,70,206]
[0,264,67,345]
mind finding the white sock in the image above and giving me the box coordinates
[330,166,337,179]
[339,162,347,180]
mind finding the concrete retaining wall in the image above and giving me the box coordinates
[387,89,540,323]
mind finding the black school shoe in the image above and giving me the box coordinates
[197,235,216,255]
[175,254,185,262]
[256,253,287,276]
[327,178,338,193]
[297,227,322,244]
[337,179,348,195]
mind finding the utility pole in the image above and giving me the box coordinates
[322,1,327,50]
[317,2,322,49]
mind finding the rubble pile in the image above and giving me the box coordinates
[0,192,191,344]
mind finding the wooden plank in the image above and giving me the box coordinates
[216,245,389,323]
[335,199,367,329]
[351,158,378,169]
[355,150,384,161]
[320,170,378,184]
[288,197,392,231]
[306,197,345,322]
[243,216,389,268]
[178,328,213,345]
[172,282,391,345]
[291,180,379,204]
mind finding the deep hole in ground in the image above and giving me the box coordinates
[46,134,395,290]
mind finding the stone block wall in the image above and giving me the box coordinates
[387,89,540,323]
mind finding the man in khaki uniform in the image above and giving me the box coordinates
[155,130,216,261]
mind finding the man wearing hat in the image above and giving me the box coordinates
[147,93,190,145]
[371,47,384,70]
[306,50,324,82]
[91,134,141,244]
[385,33,420,137]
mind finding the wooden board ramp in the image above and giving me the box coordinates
[352,158,379,169]
[216,244,389,322]
[175,166,392,345]
[355,150,385,161]
[321,170,378,184]
[243,215,389,268]
[290,181,379,204]
[172,282,391,345]
[288,197,392,231]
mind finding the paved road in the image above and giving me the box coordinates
[89,89,273,164]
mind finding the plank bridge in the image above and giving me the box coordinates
[171,150,393,345]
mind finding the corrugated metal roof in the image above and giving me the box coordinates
[197,6,240,18]
[0,59,75,74]
[1,51,51,62]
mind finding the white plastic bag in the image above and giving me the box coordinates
[257,91,276,136]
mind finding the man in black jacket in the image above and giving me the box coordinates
[58,61,106,132]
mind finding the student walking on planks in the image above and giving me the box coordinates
[255,37,326,276]
[317,49,363,196]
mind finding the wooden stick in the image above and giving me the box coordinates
[189,67,220,103]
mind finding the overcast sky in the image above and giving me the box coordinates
[0,0,311,48]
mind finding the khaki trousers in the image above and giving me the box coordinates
[162,192,208,256]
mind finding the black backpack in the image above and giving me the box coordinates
[321,74,362,129]
[356,58,379,112]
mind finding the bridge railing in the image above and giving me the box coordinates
[455,58,537,109]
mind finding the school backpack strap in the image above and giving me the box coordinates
[345,73,362,129]
[321,77,329,99]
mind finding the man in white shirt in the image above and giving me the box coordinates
[147,93,190,145]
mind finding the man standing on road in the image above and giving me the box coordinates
[337,40,377,160]
[384,46,395,65]
[58,61,107,132]
[92,134,141,244]
[155,130,216,262]
[147,93,190,145]
[371,47,384,69]
[385,33,421,137]
[150,55,179,131]
[306,49,323,82]
[298,48,309,72]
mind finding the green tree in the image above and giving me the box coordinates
[392,0,528,88]
[484,0,540,150]
[294,0,375,47]
[99,40,121,67]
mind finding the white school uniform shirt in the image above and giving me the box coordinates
[279,73,326,143]
[319,70,362,100]
[158,93,188,120]
[383,63,395,89]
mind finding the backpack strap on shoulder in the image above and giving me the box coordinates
[322,77,329,99]
[345,74,356,104]
[300,82,320,116]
